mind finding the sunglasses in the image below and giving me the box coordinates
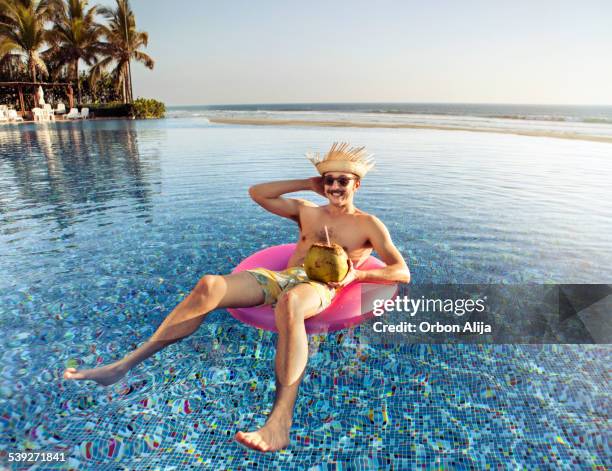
[323,175,357,187]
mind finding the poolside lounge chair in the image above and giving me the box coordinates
[80,108,89,119]
[43,104,55,121]
[8,110,24,122]
[65,108,81,119]
[55,103,66,115]
[32,107,45,122]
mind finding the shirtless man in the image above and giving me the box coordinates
[63,142,410,452]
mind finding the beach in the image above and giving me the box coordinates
[207,116,612,143]
[163,103,612,144]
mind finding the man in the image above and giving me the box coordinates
[63,142,410,452]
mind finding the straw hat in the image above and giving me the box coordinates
[306,142,375,178]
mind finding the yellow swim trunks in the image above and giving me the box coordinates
[246,266,336,311]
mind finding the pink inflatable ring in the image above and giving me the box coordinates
[228,244,398,334]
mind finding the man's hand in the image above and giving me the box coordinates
[327,260,362,289]
[309,177,326,197]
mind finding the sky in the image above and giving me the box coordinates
[110,0,612,106]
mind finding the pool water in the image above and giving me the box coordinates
[0,119,610,469]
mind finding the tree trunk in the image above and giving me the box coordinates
[30,55,36,82]
[127,59,133,103]
[30,56,37,110]
[68,84,74,109]
[122,65,128,103]
[18,85,26,114]
[75,60,82,105]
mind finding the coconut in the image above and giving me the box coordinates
[304,242,349,283]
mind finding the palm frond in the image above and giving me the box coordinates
[132,50,153,69]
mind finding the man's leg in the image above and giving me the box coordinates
[63,272,264,385]
[235,283,322,452]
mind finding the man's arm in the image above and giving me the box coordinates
[356,216,410,284]
[249,178,323,220]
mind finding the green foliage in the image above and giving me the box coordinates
[45,0,104,103]
[132,97,165,119]
[0,0,54,81]
[0,57,29,82]
[93,0,154,103]
[80,71,122,104]
[1,0,155,105]
[83,100,165,119]
[83,101,133,118]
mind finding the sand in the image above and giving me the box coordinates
[208,117,612,144]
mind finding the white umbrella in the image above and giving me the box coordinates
[38,85,45,106]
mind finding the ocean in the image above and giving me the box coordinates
[167,102,612,142]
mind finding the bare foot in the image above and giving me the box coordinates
[235,420,291,452]
[63,363,127,386]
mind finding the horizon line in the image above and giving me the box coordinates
[165,101,612,108]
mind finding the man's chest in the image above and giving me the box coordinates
[300,215,369,250]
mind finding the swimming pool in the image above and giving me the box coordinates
[1,119,610,469]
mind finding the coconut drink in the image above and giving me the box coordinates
[304,242,349,283]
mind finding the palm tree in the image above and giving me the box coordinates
[45,0,104,104]
[93,0,153,103]
[0,0,54,82]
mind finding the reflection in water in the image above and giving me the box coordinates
[0,121,160,237]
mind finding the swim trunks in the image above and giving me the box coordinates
[246,266,336,312]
